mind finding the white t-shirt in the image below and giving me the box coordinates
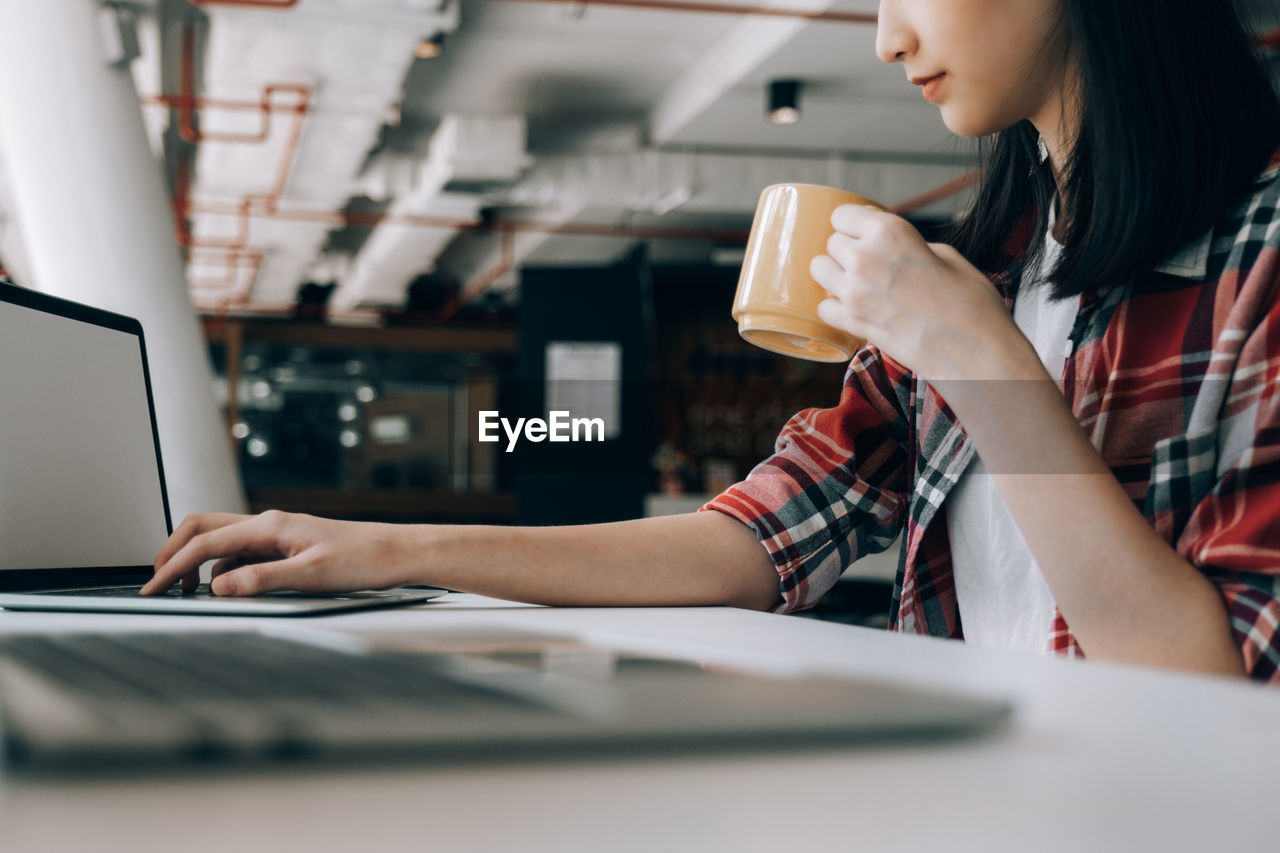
[947,209,1078,652]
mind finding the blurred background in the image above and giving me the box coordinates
[0,0,1277,621]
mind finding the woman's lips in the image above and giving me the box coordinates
[919,72,946,102]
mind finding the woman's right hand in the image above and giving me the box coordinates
[143,510,414,597]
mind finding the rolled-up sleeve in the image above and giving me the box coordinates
[701,345,913,613]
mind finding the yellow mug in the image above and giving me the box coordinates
[732,183,891,362]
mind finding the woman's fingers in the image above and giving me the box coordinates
[154,512,251,569]
[147,511,401,598]
[209,556,247,578]
[144,513,286,595]
[830,203,887,238]
[810,254,850,298]
[825,232,861,271]
[817,297,884,343]
[211,553,316,596]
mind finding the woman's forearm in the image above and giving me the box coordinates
[392,511,782,611]
[937,369,1245,678]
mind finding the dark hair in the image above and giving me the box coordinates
[947,0,1280,299]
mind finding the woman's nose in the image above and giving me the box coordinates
[874,0,916,64]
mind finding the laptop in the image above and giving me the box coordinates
[0,627,1013,770]
[0,281,445,616]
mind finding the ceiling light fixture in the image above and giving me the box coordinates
[767,80,801,126]
[416,33,445,60]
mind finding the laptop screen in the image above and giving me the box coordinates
[0,286,170,575]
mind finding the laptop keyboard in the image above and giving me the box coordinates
[44,585,209,598]
[0,631,566,767]
[0,631,534,705]
[38,585,405,601]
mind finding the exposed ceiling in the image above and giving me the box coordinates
[1,0,1278,317]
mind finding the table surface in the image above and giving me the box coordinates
[0,593,1277,853]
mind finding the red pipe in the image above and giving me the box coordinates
[173,153,253,250]
[142,93,383,119]
[173,88,309,242]
[435,228,518,321]
[178,21,309,146]
[174,154,262,303]
[188,248,264,301]
[171,17,311,303]
[892,171,980,217]
[178,84,308,146]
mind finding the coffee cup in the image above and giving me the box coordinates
[732,183,891,362]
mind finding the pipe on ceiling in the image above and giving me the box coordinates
[188,247,263,292]
[142,93,380,119]
[893,171,979,217]
[171,16,312,305]
[178,21,310,145]
[435,229,516,322]
[172,87,309,248]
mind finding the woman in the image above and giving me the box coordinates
[146,0,1280,682]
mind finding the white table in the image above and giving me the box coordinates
[1,593,1277,853]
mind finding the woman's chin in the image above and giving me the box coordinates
[938,108,1009,140]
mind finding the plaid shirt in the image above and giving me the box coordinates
[704,147,1280,683]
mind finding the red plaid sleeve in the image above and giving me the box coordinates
[1170,245,1280,682]
[701,345,913,613]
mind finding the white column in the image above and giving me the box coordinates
[0,0,247,521]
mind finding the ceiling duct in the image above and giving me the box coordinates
[428,149,974,304]
[487,149,973,218]
[434,114,534,194]
[330,114,531,310]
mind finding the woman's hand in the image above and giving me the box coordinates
[810,204,1036,381]
[143,510,413,597]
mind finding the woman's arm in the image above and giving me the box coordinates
[936,365,1245,678]
[144,509,782,612]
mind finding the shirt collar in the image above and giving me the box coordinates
[1152,229,1212,279]
[1155,147,1280,280]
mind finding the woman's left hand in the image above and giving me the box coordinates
[810,204,1032,381]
